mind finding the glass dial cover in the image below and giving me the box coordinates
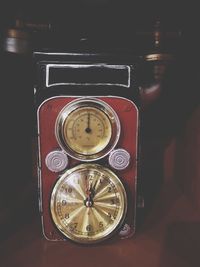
[50,164,127,244]
[55,98,120,161]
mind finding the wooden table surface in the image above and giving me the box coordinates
[1,177,200,267]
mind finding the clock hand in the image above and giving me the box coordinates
[88,112,90,128]
[90,180,97,198]
[85,177,93,207]
[86,185,96,212]
[85,112,91,133]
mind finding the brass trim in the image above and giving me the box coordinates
[50,163,127,244]
[55,98,121,161]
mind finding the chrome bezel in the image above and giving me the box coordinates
[55,98,121,161]
[50,163,127,244]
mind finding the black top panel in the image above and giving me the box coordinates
[33,51,141,106]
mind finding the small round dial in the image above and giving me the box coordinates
[63,106,112,155]
[56,98,120,161]
[50,164,127,244]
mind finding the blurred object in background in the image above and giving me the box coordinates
[138,20,182,109]
[1,10,51,54]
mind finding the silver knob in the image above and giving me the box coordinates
[108,149,130,170]
[119,223,131,237]
[45,150,68,172]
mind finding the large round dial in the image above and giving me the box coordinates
[50,164,127,244]
[55,98,120,161]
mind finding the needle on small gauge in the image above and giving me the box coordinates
[85,112,91,134]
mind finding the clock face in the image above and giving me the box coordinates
[55,98,120,161]
[50,164,127,244]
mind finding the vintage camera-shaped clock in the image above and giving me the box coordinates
[34,52,140,244]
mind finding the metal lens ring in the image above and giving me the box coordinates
[45,150,68,172]
[109,148,130,170]
[55,98,121,161]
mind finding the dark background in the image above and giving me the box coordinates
[0,1,199,58]
[0,1,199,37]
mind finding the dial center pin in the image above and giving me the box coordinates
[85,199,93,207]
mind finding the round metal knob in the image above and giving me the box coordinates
[119,223,131,237]
[109,149,130,170]
[45,150,68,172]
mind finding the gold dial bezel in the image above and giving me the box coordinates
[55,98,121,161]
[50,163,127,244]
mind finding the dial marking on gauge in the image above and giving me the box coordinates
[93,205,118,223]
[88,207,109,232]
[62,206,85,224]
[50,164,127,243]
[94,193,117,202]
[60,184,85,201]
[65,107,111,155]
[55,98,121,161]
[81,207,96,235]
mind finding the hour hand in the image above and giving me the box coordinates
[89,180,97,198]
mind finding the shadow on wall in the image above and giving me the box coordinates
[173,106,200,210]
[161,222,200,267]
[138,53,200,225]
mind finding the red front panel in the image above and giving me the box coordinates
[37,96,139,241]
